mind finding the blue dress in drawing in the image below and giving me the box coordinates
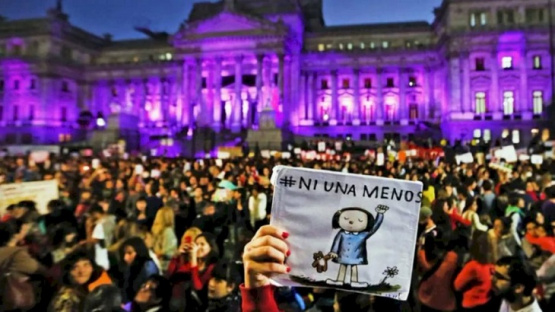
[326,205,388,288]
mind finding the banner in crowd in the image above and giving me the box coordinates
[270,166,422,300]
[0,180,59,215]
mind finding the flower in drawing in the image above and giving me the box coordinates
[380,266,399,284]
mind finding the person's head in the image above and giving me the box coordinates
[13,200,36,219]
[536,224,548,238]
[133,275,171,310]
[140,230,155,249]
[120,237,151,266]
[194,187,203,199]
[493,218,505,237]
[482,179,493,192]
[332,207,375,232]
[195,233,219,264]
[89,204,105,221]
[208,261,239,299]
[135,197,147,212]
[83,284,122,312]
[525,221,538,236]
[463,197,478,213]
[181,227,202,246]
[62,249,99,287]
[202,202,216,216]
[419,206,433,225]
[509,196,525,209]
[492,257,537,303]
[151,207,174,235]
[47,199,65,214]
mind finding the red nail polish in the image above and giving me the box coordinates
[286,267,291,273]
[286,250,291,257]
[282,232,289,239]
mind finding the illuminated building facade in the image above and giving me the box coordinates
[0,0,552,151]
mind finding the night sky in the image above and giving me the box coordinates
[0,0,442,40]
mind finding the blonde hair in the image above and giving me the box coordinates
[181,227,202,245]
[151,207,175,236]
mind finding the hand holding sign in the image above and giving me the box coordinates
[242,225,290,289]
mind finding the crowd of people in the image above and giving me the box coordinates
[0,144,554,312]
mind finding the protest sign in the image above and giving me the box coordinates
[531,155,543,165]
[0,180,59,215]
[270,166,422,300]
[29,151,50,163]
[318,141,326,152]
[455,153,474,164]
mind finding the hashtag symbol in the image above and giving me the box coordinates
[279,176,297,188]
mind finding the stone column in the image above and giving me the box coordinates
[255,54,263,122]
[461,53,471,113]
[299,71,307,120]
[205,62,214,127]
[399,68,407,121]
[182,60,191,126]
[427,67,435,120]
[278,54,285,104]
[331,70,339,121]
[519,51,527,113]
[353,68,361,123]
[195,58,203,127]
[213,57,222,131]
[490,52,500,117]
[263,55,272,108]
[232,55,243,132]
[376,68,384,121]
[307,72,315,121]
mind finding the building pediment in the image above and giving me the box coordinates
[177,10,285,40]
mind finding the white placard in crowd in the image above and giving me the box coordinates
[335,141,343,151]
[0,180,59,215]
[215,159,223,167]
[134,164,144,175]
[261,150,271,159]
[270,166,422,300]
[455,153,474,164]
[376,153,385,166]
[502,145,518,163]
[531,155,543,165]
[294,148,302,155]
[184,162,191,172]
[29,151,50,163]
[92,158,100,169]
[281,152,291,159]
[150,169,161,178]
[318,141,326,152]
[217,151,231,159]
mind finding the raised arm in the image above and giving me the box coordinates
[365,205,388,239]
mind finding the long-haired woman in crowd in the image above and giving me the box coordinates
[151,206,177,272]
[119,237,159,303]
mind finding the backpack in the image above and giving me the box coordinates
[0,250,36,311]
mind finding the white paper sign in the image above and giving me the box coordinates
[150,169,161,178]
[531,155,543,165]
[215,159,223,167]
[270,166,422,301]
[217,151,231,159]
[376,153,385,166]
[0,180,59,215]
[281,152,291,159]
[318,142,326,152]
[29,151,50,163]
[92,158,100,169]
[455,153,474,164]
[261,150,271,159]
[502,145,518,163]
[134,164,144,175]
[294,148,302,155]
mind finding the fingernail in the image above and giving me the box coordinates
[286,266,291,273]
[282,232,289,239]
[286,250,291,257]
